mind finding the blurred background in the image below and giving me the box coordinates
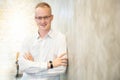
[0,0,120,80]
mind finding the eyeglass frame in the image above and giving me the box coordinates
[35,15,52,20]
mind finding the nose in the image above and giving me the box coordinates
[40,18,46,23]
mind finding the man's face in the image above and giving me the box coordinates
[35,7,53,31]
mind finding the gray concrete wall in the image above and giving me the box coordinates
[0,0,120,80]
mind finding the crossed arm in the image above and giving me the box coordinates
[18,52,68,76]
[23,52,68,69]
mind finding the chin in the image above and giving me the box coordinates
[39,28,48,31]
[38,26,50,31]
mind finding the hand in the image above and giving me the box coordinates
[52,53,68,68]
[23,52,34,61]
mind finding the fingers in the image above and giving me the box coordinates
[59,54,68,66]
[23,52,34,61]
[61,58,68,63]
[61,63,68,66]
[24,53,27,58]
[59,53,67,58]
[52,57,68,67]
[61,59,68,66]
[59,58,68,66]
[27,52,33,59]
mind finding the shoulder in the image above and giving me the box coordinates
[22,32,38,44]
[51,29,66,45]
[52,29,66,40]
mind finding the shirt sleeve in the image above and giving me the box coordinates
[18,32,68,76]
[34,64,67,77]
[18,55,48,73]
[35,34,68,77]
[18,36,48,73]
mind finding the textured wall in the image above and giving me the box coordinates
[0,0,120,80]
[67,0,120,80]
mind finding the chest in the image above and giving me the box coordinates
[29,38,58,61]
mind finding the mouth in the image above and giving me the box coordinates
[39,24,47,29]
[40,26,45,28]
[40,23,47,26]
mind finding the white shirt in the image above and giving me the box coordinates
[18,29,67,80]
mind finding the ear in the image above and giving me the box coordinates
[51,15,54,21]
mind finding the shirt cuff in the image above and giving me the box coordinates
[33,61,48,71]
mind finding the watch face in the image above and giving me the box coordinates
[49,61,53,68]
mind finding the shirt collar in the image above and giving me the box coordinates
[36,29,55,39]
[47,29,55,38]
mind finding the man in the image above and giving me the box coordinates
[18,2,68,80]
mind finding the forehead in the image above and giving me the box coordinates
[35,7,51,16]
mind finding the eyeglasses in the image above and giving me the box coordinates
[35,15,51,20]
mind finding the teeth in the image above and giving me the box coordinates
[41,24,46,26]
[40,26,45,28]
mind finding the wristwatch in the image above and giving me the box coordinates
[49,61,53,69]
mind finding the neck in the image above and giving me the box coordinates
[38,29,50,38]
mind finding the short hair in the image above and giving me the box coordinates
[35,2,52,13]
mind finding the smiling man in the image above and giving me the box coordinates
[18,2,68,80]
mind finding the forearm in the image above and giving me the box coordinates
[18,57,47,73]
[43,56,67,77]
[34,66,67,77]
[46,66,67,76]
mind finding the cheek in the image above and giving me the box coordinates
[35,19,38,23]
[35,20,40,24]
[48,20,52,24]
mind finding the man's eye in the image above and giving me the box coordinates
[44,16,49,19]
[35,17,44,19]
[35,15,51,20]
[37,17,42,19]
